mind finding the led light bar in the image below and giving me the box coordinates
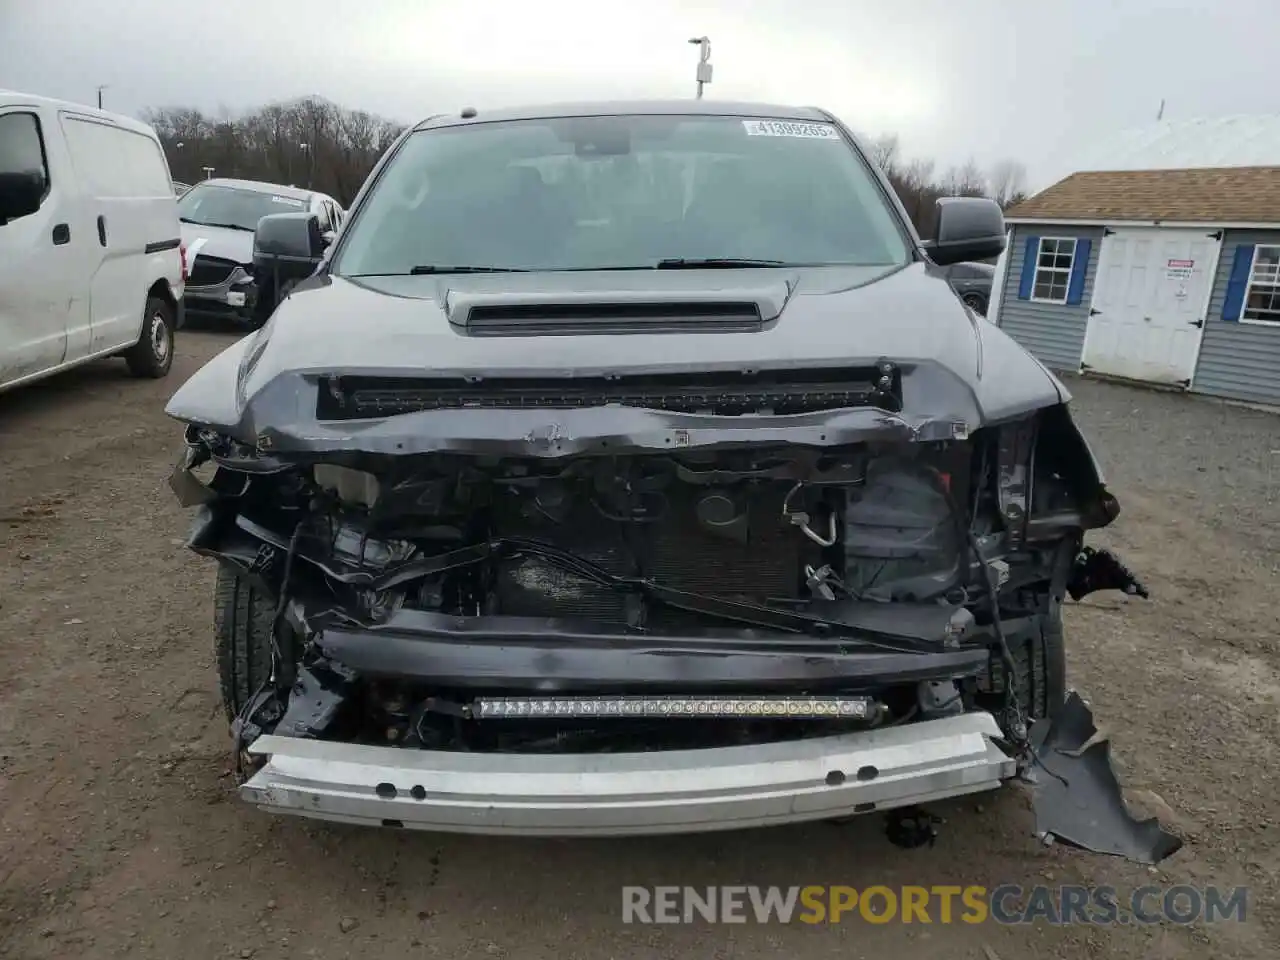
[473,696,873,720]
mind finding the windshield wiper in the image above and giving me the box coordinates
[655,257,788,269]
[408,265,530,275]
[180,218,254,232]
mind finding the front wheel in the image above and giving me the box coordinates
[214,566,279,720]
[123,295,175,378]
[1015,600,1067,722]
[979,599,1067,732]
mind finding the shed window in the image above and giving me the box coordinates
[1031,237,1077,303]
[1243,245,1280,323]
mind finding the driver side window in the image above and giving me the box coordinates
[0,112,51,223]
[314,200,333,232]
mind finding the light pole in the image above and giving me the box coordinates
[688,37,712,99]
[96,84,108,109]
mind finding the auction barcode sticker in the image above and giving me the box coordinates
[742,119,840,139]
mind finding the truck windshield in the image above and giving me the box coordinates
[178,184,308,232]
[334,114,911,276]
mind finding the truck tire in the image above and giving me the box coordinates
[1016,600,1067,722]
[124,295,175,378]
[980,599,1067,728]
[213,566,277,720]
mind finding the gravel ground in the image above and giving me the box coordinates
[1060,374,1280,571]
[1,332,1277,959]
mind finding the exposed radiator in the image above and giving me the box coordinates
[491,484,815,623]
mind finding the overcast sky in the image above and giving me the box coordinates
[2,0,1274,189]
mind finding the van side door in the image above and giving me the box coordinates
[0,104,90,388]
[59,113,152,357]
[129,129,183,326]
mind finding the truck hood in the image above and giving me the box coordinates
[179,222,255,265]
[165,262,1066,455]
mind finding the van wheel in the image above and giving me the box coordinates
[124,295,175,378]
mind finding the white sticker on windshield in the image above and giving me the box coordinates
[272,195,305,206]
[742,119,840,140]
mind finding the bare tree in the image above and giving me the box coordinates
[988,159,1028,209]
[869,133,900,176]
[888,157,938,234]
[958,160,987,197]
[867,132,1033,237]
[940,159,987,198]
[144,97,406,204]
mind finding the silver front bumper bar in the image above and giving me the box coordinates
[241,711,1015,836]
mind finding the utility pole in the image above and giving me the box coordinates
[96,85,108,109]
[688,36,712,99]
[1157,98,1166,121]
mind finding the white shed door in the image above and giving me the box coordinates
[1081,227,1220,385]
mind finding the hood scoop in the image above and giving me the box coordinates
[445,282,792,336]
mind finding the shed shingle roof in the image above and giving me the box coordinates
[1004,166,1280,224]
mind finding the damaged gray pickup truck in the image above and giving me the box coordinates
[166,100,1178,862]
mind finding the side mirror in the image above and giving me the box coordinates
[924,197,1006,266]
[253,212,325,290]
[0,170,47,224]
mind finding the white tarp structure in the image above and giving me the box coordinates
[993,115,1280,329]
[1063,114,1280,175]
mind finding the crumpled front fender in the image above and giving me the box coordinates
[165,332,257,434]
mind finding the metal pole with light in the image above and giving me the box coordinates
[96,85,108,109]
[688,37,712,99]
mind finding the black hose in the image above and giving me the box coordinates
[918,462,1026,744]
[966,530,1024,738]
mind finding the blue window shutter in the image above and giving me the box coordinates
[1017,235,1039,300]
[1221,244,1255,321]
[1065,238,1092,305]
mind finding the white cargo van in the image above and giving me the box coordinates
[0,90,185,394]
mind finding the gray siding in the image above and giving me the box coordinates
[995,224,1104,372]
[1191,229,1280,407]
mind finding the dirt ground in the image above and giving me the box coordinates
[1,329,1277,959]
